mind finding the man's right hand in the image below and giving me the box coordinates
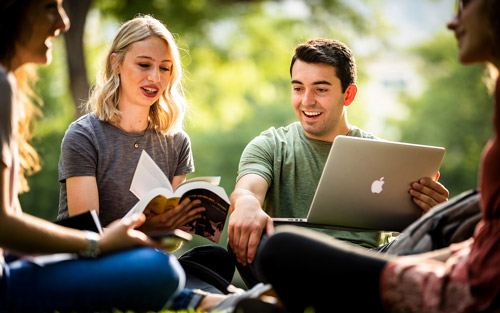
[227,174,272,266]
[228,195,274,266]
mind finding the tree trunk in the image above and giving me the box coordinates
[63,0,91,118]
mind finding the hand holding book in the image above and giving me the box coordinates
[139,198,205,233]
[124,150,230,243]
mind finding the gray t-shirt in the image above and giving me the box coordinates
[58,113,194,226]
[238,122,393,248]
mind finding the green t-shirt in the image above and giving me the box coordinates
[237,122,393,248]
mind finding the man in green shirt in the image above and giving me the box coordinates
[228,38,449,287]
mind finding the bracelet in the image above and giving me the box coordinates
[79,231,101,258]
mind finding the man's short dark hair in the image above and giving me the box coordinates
[290,38,356,93]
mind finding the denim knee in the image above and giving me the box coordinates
[127,248,185,308]
[139,248,186,295]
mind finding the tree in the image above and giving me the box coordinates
[63,0,91,117]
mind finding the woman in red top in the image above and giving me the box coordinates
[257,0,500,312]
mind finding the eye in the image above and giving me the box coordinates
[317,88,328,93]
[456,0,472,14]
[160,66,170,72]
[139,63,150,69]
[45,1,58,10]
[292,86,302,92]
[462,0,472,7]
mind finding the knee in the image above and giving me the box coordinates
[256,232,290,274]
[132,248,185,297]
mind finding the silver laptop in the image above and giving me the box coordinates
[273,135,445,231]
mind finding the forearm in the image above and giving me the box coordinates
[0,210,88,255]
[230,188,263,214]
[413,247,452,262]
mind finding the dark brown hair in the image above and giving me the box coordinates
[290,38,356,93]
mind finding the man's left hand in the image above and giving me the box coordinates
[410,178,449,215]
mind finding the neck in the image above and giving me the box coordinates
[317,111,351,143]
[115,105,150,133]
[326,122,351,143]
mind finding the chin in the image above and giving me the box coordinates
[459,52,487,65]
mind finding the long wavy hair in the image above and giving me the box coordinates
[0,0,41,192]
[87,15,187,134]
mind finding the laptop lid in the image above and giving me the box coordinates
[306,135,445,232]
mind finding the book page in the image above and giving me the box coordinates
[180,176,221,187]
[90,210,103,235]
[130,150,173,199]
[123,187,174,218]
[175,181,229,203]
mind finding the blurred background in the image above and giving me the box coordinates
[21,0,493,283]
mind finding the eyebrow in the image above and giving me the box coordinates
[291,79,332,86]
[136,55,172,63]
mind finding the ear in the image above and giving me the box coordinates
[110,53,120,74]
[343,84,357,107]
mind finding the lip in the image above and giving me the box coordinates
[141,85,159,98]
[45,37,54,49]
[455,30,465,46]
[302,110,322,120]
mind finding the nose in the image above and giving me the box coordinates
[302,88,316,106]
[447,14,459,31]
[148,67,160,82]
[56,5,71,34]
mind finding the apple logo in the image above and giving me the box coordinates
[371,177,385,194]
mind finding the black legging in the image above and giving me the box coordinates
[257,225,393,313]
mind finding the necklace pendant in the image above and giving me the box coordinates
[134,143,139,148]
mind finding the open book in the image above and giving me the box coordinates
[124,150,230,243]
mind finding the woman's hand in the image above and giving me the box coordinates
[99,213,194,254]
[140,198,205,233]
[98,213,153,254]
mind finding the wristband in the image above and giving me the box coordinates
[79,231,101,258]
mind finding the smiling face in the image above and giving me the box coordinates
[291,60,356,142]
[113,36,172,111]
[447,0,495,65]
[14,0,69,69]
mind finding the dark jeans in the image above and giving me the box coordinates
[0,248,183,313]
[257,226,391,313]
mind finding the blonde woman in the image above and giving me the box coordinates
[58,15,204,231]
[57,14,237,299]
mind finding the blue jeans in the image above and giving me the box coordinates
[0,247,187,313]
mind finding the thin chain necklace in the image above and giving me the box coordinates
[133,133,147,149]
[113,121,149,149]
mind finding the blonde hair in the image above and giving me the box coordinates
[87,15,187,134]
[15,65,41,193]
